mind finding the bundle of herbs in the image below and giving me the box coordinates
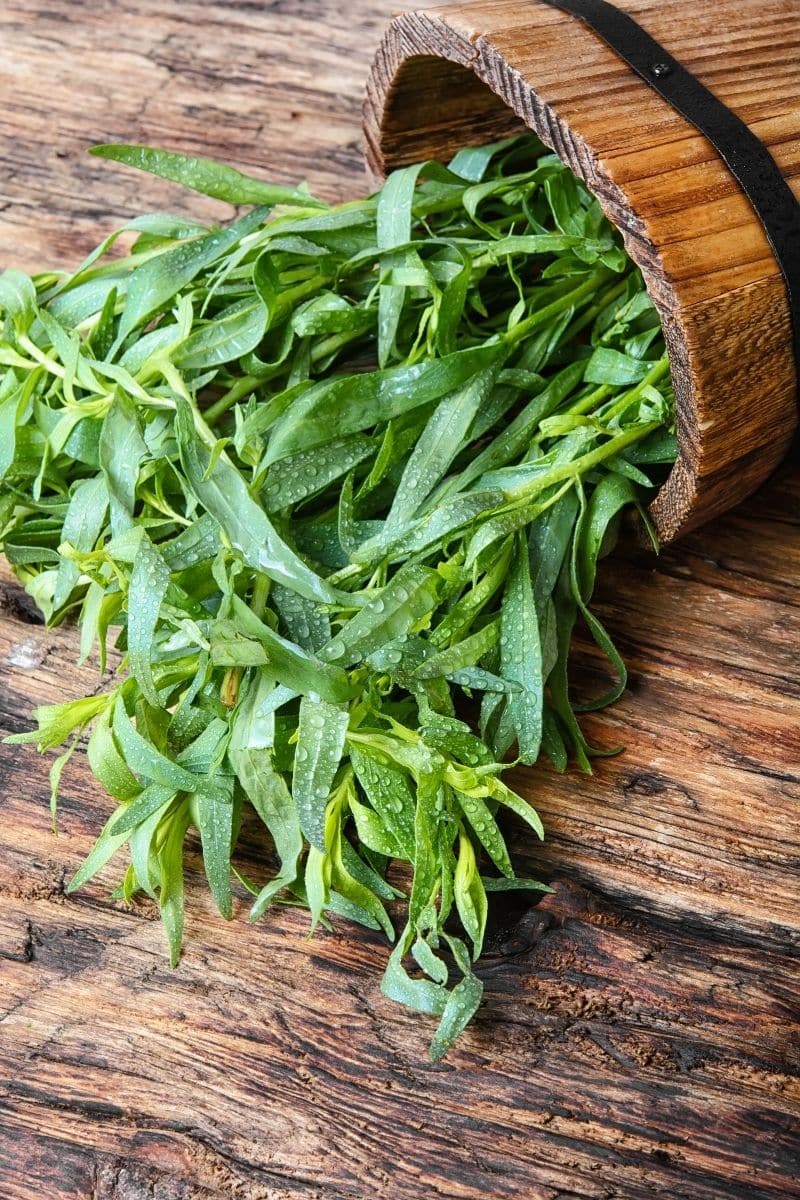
[0,134,675,1057]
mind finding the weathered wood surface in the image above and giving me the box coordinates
[0,2,798,1198]
[364,0,800,542]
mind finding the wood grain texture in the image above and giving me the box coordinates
[0,3,799,1199]
[363,0,800,541]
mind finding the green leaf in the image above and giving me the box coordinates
[175,399,337,605]
[192,779,235,919]
[413,621,500,681]
[99,393,148,537]
[128,805,166,898]
[428,948,483,1061]
[349,745,416,860]
[47,733,82,831]
[0,269,37,332]
[53,475,109,610]
[110,782,176,836]
[411,933,448,984]
[480,233,609,262]
[500,533,544,764]
[347,793,399,857]
[381,925,448,1017]
[528,488,580,614]
[482,876,552,893]
[263,342,503,466]
[330,833,393,940]
[212,596,354,704]
[112,697,225,801]
[448,136,518,182]
[127,533,171,707]
[319,564,441,667]
[262,435,373,512]
[86,703,141,800]
[584,346,653,386]
[376,163,430,366]
[570,475,635,712]
[0,385,25,482]
[175,298,268,370]
[304,844,331,932]
[115,206,267,344]
[230,674,303,917]
[377,162,427,249]
[5,692,109,752]
[454,832,487,958]
[450,666,521,695]
[158,802,191,966]
[453,790,513,878]
[91,143,326,208]
[66,808,132,893]
[160,514,221,571]
[386,363,501,530]
[292,695,349,850]
[272,584,330,653]
[419,715,495,767]
[485,775,545,841]
[408,773,443,928]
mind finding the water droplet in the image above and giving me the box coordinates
[295,746,309,763]
[386,648,402,664]
[395,587,409,602]
[324,638,345,660]
[371,597,385,613]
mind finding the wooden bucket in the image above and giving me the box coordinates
[364,0,800,542]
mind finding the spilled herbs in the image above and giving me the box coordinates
[0,134,676,1057]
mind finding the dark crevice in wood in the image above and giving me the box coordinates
[0,580,45,626]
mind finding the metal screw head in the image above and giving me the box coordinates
[651,61,672,78]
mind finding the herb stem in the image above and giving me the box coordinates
[507,420,662,503]
[504,270,613,345]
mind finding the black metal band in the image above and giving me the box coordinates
[538,0,800,379]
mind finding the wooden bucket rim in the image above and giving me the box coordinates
[362,2,799,542]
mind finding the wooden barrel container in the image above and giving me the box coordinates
[363,0,800,541]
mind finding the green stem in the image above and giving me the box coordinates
[568,277,630,338]
[507,419,662,502]
[204,375,262,424]
[310,326,370,366]
[503,270,613,346]
[250,572,271,620]
[598,356,670,422]
[565,385,613,418]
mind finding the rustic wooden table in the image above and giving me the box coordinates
[0,3,798,1198]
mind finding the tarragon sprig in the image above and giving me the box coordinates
[0,134,675,1057]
